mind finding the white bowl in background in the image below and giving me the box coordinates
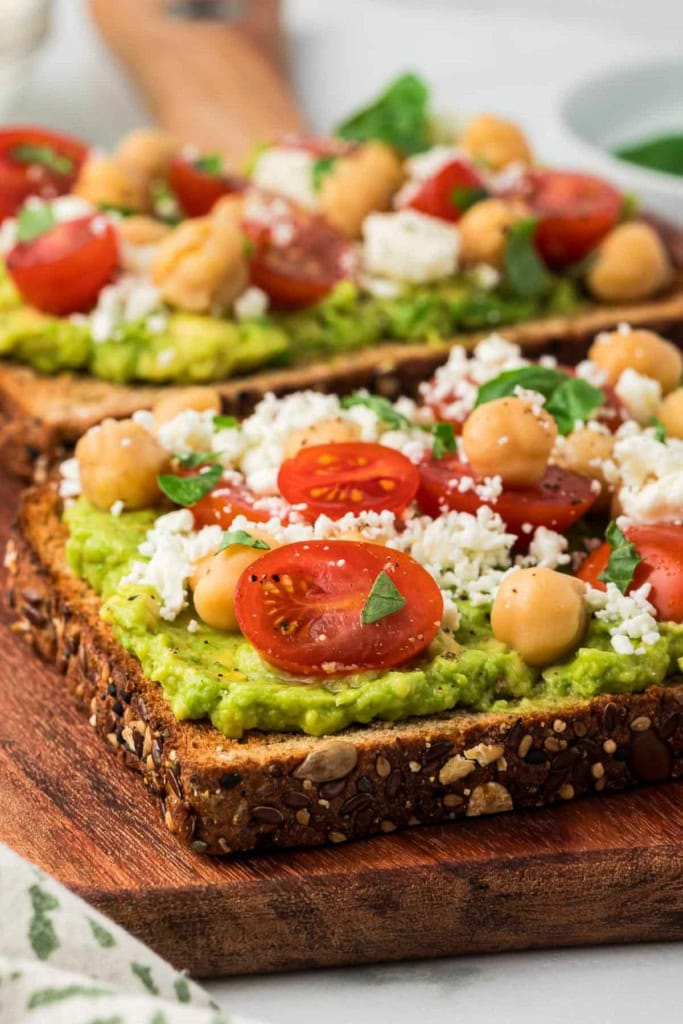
[0,0,49,123]
[561,56,683,224]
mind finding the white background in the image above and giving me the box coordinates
[5,2,683,1022]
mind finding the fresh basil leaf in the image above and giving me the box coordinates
[158,463,223,506]
[340,392,409,429]
[615,133,683,178]
[335,72,431,156]
[475,365,567,406]
[16,203,57,243]
[174,451,219,469]
[432,422,456,459]
[12,144,73,175]
[361,570,406,626]
[450,185,488,214]
[98,202,136,218]
[545,377,605,436]
[649,416,666,443]
[213,414,238,429]
[311,155,337,192]
[598,521,642,595]
[216,529,270,554]
[503,218,551,298]
[194,153,224,176]
[620,192,640,221]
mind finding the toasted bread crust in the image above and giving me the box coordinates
[3,284,683,479]
[6,481,683,855]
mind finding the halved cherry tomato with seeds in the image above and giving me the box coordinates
[234,540,443,676]
[190,478,286,528]
[401,157,486,223]
[0,126,88,221]
[278,442,420,521]
[577,524,683,622]
[417,457,597,535]
[168,155,247,217]
[7,214,118,314]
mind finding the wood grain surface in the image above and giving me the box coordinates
[1,472,682,978]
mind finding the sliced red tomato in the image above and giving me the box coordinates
[190,479,283,528]
[244,192,355,308]
[7,214,118,315]
[168,155,247,217]
[234,540,443,676]
[417,457,597,535]
[508,169,622,268]
[0,126,88,222]
[401,157,486,223]
[577,524,683,622]
[278,442,420,521]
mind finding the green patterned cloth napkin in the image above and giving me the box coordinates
[0,843,256,1023]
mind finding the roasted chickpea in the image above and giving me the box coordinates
[73,155,148,211]
[588,328,682,394]
[491,568,588,667]
[319,142,404,238]
[460,114,532,170]
[458,198,528,269]
[117,215,172,248]
[462,396,557,487]
[552,428,615,508]
[191,531,276,631]
[658,387,683,439]
[585,222,672,303]
[75,418,169,511]
[116,128,178,180]
[283,418,362,460]
[153,387,221,429]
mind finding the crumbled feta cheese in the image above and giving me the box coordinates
[419,333,527,422]
[614,369,662,425]
[362,210,460,284]
[187,618,199,634]
[585,582,660,655]
[612,430,683,524]
[470,263,500,291]
[523,526,570,569]
[110,499,125,517]
[234,286,269,321]
[89,276,167,343]
[251,146,318,209]
[575,359,607,388]
[58,457,81,499]
[155,408,218,455]
[358,273,403,299]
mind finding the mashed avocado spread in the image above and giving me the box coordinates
[64,499,683,739]
[0,263,581,385]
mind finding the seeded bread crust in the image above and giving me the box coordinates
[4,283,683,479]
[6,481,683,855]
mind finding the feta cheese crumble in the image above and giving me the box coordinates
[612,429,683,524]
[614,369,662,425]
[585,582,660,655]
[362,209,460,284]
[233,285,269,321]
[251,146,318,210]
[88,276,167,344]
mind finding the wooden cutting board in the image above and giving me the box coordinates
[1,472,682,979]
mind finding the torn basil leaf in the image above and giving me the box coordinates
[194,153,224,176]
[503,218,551,298]
[340,392,409,429]
[216,529,270,554]
[475,365,604,434]
[598,521,641,595]
[16,203,57,243]
[312,155,337,191]
[361,571,407,625]
[450,185,488,214]
[335,72,431,156]
[158,463,223,506]
[12,144,73,175]
[432,422,456,459]
[174,451,220,469]
[213,414,238,430]
[650,416,666,443]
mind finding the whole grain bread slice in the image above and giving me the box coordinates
[7,481,683,855]
[4,284,683,480]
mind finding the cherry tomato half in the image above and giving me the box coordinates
[278,442,420,521]
[168,155,248,217]
[234,540,443,676]
[401,158,486,223]
[7,214,118,315]
[0,126,88,222]
[417,457,597,535]
[191,479,282,528]
[511,169,622,268]
[244,192,355,308]
[577,524,683,622]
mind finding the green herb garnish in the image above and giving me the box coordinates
[650,416,667,443]
[174,451,220,469]
[311,155,337,191]
[194,153,224,176]
[432,421,456,459]
[158,464,223,506]
[213,414,238,430]
[12,144,73,175]
[335,72,431,156]
[16,203,57,243]
[598,521,642,595]
[615,133,683,178]
[97,202,136,218]
[450,185,488,214]
[216,529,270,554]
[475,365,604,435]
[340,392,409,429]
[503,218,551,298]
[361,571,406,625]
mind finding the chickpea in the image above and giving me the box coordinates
[491,568,588,667]
[319,142,404,238]
[116,128,178,180]
[75,418,169,511]
[586,222,672,303]
[150,213,248,312]
[117,215,172,248]
[73,155,148,211]
[191,531,276,631]
[552,428,615,508]
[460,114,532,170]
[588,328,682,394]
[283,418,362,460]
[153,387,221,429]
[458,198,528,269]
[658,387,683,439]
[461,396,557,487]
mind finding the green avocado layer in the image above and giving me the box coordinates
[64,499,683,739]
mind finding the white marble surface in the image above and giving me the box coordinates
[5,2,683,1021]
